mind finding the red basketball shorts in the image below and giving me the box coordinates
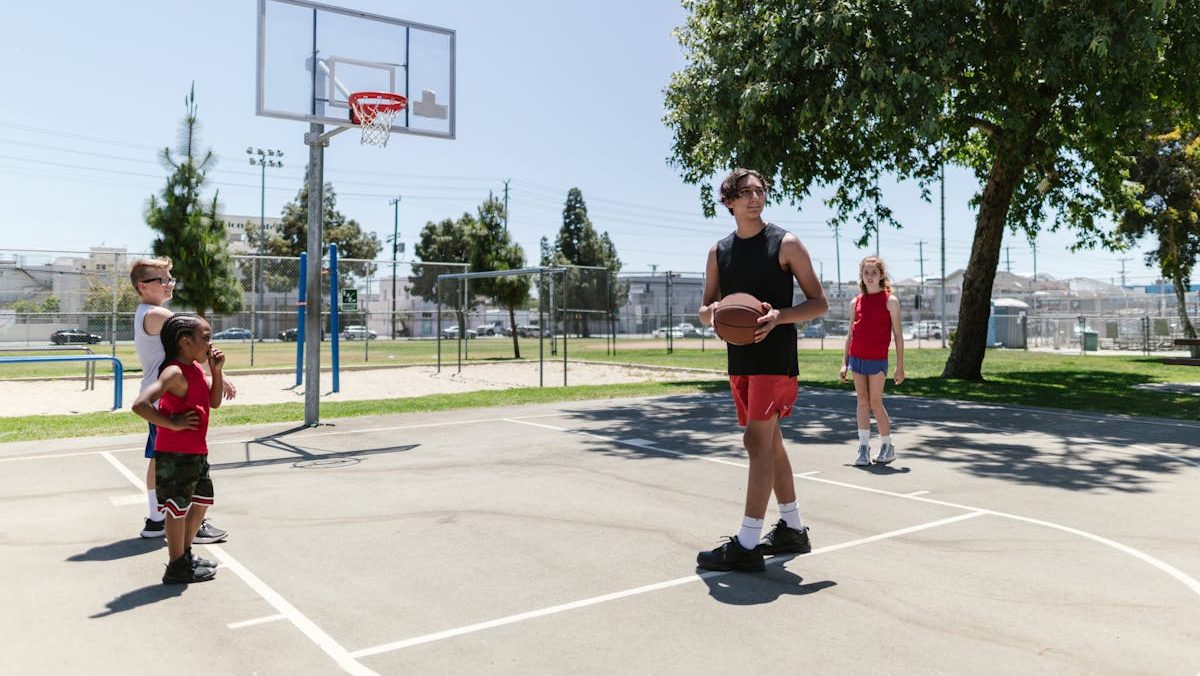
[729,375,798,427]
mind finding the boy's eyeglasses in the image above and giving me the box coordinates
[737,187,768,199]
[141,277,176,286]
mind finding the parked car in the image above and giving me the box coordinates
[50,329,102,345]
[803,323,826,338]
[914,321,943,339]
[341,325,377,340]
[516,324,545,338]
[278,328,298,341]
[652,326,686,339]
[442,325,477,340]
[213,327,252,340]
[700,326,716,338]
[474,320,509,337]
[673,322,700,337]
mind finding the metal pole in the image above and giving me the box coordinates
[303,124,324,426]
[390,196,400,340]
[940,157,947,349]
[330,244,339,393]
[538,270,545,387]
[296,251,306,386]
[110,252,118,357]
[562,270,568,387]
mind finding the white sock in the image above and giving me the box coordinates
[857,429,870,447]
[147,490,164,521]
[736,516,764,550]
[779,501,804,530]
[880,435,892,448]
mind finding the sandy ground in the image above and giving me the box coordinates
[1,361,716,417]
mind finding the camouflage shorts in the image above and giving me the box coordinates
[155,452,214,518]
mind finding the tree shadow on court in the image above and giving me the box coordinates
[90,584,186,618]
[68,538,162,562]
[552,388,1196,493]
[700,561,836,606]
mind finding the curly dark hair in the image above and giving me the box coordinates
[159,314,204,373]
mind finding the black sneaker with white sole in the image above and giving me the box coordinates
[140,518,166,538]
[193,518,228,544]
[186,547,218,570]
[696,535,765,572]
[758,520,812,555]
[162,555,216,585]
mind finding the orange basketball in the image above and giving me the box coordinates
[713,293,765,346]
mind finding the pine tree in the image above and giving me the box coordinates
[543,188,625,336]
[144,83,242,318]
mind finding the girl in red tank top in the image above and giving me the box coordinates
[132,315,226,584]
[839,256,905,467]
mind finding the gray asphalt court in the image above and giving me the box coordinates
[2,389,1198,675]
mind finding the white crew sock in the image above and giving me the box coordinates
[147,490,164,522]
[880,435,892,448]
[778,501,804,530]
[857,429,870,447]
[736,516,764,551]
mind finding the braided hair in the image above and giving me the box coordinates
[159,314,203,374]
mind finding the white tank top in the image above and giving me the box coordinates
[134,303,167,393]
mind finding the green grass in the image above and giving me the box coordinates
[3,340,1198,443]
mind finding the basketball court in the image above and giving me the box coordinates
[2,389,1198,675]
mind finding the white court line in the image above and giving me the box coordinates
[349,511,985,659]
[100,451,146,491]
[228,613,286,629]
[905,490,930,497]
[99,448,375,676]
[508,418,1200,602]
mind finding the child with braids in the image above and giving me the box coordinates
[840,255,905,466]
[132,314,225,584]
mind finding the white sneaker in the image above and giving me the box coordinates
[875,443,896,464]
[854,445,871,466]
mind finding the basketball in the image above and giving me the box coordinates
[713,293,765,346]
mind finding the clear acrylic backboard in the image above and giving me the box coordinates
[256,0,455,140]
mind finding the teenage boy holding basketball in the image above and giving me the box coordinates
[695,168,828,572]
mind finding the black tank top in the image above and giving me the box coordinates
[716,223,799,376]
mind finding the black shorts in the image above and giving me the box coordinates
[155,452,214,518]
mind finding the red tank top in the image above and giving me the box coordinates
[849,291,893,360]
[154,360,210,455]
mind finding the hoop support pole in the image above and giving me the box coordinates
[305,126,353,146]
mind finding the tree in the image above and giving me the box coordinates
[1117,125,1200,356]
[145,83,242,318]
[665,1,1200,380]
[540,188,627,337]
[470,197,532,357]
[259,176,382,302]
[81,282,140,313]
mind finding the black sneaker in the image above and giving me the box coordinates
[162,555,216,585]
[758,520,812,555]
[186,547,219,570]
[139,518,166,539]
[696,535,765,572]
[193,518,228,544]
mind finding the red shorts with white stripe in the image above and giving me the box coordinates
[729,375,798,427]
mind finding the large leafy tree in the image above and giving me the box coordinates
[540,188,628,337]
[1117,125,1200,356]
[261,177,382,289]
[665,0,1200,380]
[471,197,532,357]
[145,84,242,318]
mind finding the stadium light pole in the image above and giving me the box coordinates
[247,147,283,364]
[388,198,403,341]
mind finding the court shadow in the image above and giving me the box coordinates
[700,562,836,606]
[68,537,162,562]
[89,583,186,618]
[852,464,912,475]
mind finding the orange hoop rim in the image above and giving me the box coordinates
[348,91,408,125]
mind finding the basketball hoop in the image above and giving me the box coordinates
[348,91,408,147]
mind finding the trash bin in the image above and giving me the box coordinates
[1083,330,1098,352]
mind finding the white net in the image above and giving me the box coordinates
[350,94,406,147]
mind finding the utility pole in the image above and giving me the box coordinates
[503,178,510,231]
[246,146,283,366]
[388,196,401,340]
[834,224,842,298]
[1118,257,1130,287]
[1005,246,1012,273]
[939,155,947,349]
[916,240,926,327]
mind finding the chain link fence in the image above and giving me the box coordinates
[2,249,1196,361]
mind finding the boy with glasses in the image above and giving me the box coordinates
[130,258,233,544]
[695,168,828,572]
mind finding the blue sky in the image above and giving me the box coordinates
[0,0,1160,286]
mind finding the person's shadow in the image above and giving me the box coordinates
[90,584,186,618]
[67,538,162,563]
[700,558,836,605]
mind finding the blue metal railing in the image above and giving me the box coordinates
[0,355,125,410]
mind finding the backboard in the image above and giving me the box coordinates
[256,0,455,140]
